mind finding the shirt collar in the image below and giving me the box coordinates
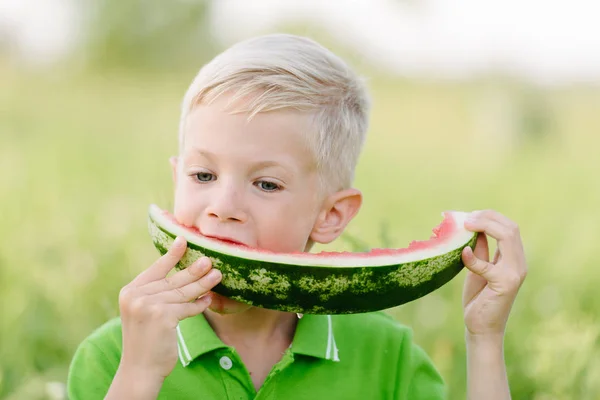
[176,312,228,367]
[176,313,340,368]
[290,314,340,362]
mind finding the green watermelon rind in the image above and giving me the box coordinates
[148,213,477,315]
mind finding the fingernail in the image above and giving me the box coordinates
[206,269,221,282]
[196,257,209,269]
[174,236,185,247]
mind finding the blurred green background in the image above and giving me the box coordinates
[2,1,600,399]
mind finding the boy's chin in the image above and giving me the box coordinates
[207,292,253,315]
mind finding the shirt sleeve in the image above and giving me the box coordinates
[395,329,447,400]
[67,332,121,400]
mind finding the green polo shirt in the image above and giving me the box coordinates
[67,311,445,399]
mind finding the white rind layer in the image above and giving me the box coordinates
[149,205,473,268]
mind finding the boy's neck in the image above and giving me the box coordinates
[203,306,299,350]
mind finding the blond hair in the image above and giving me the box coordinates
[178,33,371,192]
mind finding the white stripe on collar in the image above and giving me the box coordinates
[325,315,340,362]
[177,324,192,367]
[177,314,340,366]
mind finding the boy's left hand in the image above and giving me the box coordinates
[461,210,527,338]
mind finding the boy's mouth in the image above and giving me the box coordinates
[175,220,250,247]
[202,234,248,247]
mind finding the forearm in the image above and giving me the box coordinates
[104,364,164,400]
[466,333,511,400]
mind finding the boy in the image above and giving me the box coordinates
[67,34,527,399]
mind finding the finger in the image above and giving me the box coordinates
[142,257,212,295]
[175,294,213,320]
[492,248,501,264]
[463,269,487,307]
[470,210,515,229]
[465,216,524,264]
[162,268,222,303]
[466,210,522,244]
[462,234,489,306]
[464,217,507,241]
[131,236,188,286]
[462,246,502,282]
[473,232,489,262]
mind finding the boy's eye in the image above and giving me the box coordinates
[255,180,281,192]
[195,172,215,182]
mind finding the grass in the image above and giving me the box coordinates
[1,64,599,399]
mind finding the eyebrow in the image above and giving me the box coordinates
[250,160,286,171]
[188,147,293,174]
[190,148,215,161]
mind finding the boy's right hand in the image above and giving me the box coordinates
[117,236,222,381]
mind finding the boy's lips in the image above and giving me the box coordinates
[202,233,248,247]
[179,222,250,247]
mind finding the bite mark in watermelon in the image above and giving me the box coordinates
[148,204,476,314]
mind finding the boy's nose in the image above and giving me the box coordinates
[205,185,247,223]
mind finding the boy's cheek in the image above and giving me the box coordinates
[173,187,202,223]
[260,206,318,250]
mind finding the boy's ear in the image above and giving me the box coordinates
[310,188,363,245]
[169,156,179,185]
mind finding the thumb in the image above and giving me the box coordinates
[473,232,490,262]
[462,246,500,282]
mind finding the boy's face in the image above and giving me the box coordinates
[171,94,361,313]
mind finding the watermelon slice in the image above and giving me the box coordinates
[148,204,476,314]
